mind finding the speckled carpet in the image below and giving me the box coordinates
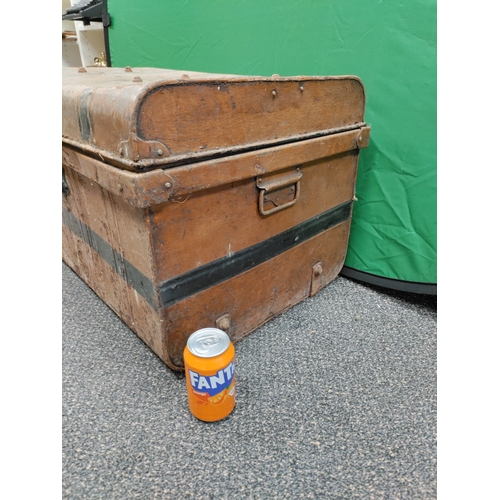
[62,262,436,499]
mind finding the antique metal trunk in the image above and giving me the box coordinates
[62,67,370,370]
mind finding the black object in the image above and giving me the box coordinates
[65,0,98,14]
[340,266,437,295]
[63,0,104,25]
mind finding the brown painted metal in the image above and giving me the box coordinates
[62,126,370,208]
[161,221,352,369]
[62,67,370,370]
[62,66,366,171]
[148,150,360,283]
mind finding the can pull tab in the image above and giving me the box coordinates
[201,336,222,347]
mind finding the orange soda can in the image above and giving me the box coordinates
[183,328,236,422]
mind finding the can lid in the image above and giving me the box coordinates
[186,328,230,358]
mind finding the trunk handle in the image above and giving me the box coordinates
[256,168,303,216]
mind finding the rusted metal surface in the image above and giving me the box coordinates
[62,67,369,370]
[62,166,164,358]
[215,313,232,332]
[160,221,352,369]
[148,152,358,283]
[62,67,366,171]
[310,262,324,297]
[62,126,370,209]
[256,168,303,216]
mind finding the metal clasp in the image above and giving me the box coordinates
[62,168,70,197]
[256,167,303,216]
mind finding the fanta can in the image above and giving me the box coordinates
[184,328,236,422]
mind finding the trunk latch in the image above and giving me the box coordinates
[62,168,70,197]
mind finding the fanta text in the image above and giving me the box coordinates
[188,361,235,396]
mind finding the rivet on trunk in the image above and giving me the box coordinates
[216,314,231,332]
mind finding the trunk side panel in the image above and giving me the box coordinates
[62,165,163,355]
[162,220,351,369]
[149,151,357,282]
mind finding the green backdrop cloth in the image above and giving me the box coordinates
[107,0,436,285]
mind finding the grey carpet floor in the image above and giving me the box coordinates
[62,262,437,499]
